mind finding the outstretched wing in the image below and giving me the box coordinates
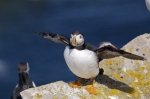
[39,32,70,45]
[95,43,145,60]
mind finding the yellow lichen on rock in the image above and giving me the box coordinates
[32,93,42,99]
[109,89,120,96]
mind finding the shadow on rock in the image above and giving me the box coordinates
[96,74,134,94]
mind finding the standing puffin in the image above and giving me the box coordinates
[39,31,145,86]
[11,62,36,99]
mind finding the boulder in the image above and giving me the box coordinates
[146,0,150,12]
[21,33,150,99]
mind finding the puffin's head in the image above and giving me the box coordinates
[70,31,84,47]
[18,62,30,73]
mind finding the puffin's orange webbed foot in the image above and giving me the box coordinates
[85,84,97,95]
[69,78,98,95]
[68,81,81,88]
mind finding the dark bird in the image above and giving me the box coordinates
[38,32,145,86]
[11,62,36,99]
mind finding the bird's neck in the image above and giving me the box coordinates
[70,43,86,50]
[18,72,30,86]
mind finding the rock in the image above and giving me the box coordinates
[99,33,150,99]
[20,81,91,99]
[146,0,150,12]
[21,33,150,99]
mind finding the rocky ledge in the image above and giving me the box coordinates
[21,33,150,99]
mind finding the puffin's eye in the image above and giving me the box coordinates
[79,35,82,39]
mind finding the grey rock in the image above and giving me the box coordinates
[21,33,150,99]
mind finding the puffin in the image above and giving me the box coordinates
[11,62,36,99]
[39,31,145,86]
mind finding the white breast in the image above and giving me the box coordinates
[64,46,99,79]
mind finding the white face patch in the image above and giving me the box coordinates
[70,34,84,47]
[18,62,30,73]
[75,34,84,46]
[25,63,30,73]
